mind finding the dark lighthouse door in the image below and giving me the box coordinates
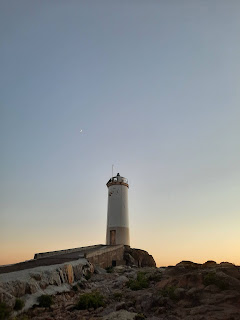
[110,230,116,245]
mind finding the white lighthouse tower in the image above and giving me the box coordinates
[106,173,130,246]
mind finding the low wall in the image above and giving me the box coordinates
[0,245,125,274]
[86,245,125,268]
[34,244,103,259]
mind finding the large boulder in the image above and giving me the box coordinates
[176,261,201,269]
[124,247,156,267]
[202,260,217,268]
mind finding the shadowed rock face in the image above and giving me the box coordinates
[124,247,156,267]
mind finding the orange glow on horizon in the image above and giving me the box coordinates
[1,244,239,267]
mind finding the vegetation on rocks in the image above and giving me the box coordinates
[159,285,178,300]
[113,291,123,301]
[76,292,105,310]
[127,271,149,290]
[85,270,92,280]
[0,302,10,320]
[2,260,240,320]
[203,271,229,290]
[14,298,25,311]
[37,295,53,308]
[13,316,28,320]
[105,266,114,273]
[72,284,78,292]
[147,270,162,282]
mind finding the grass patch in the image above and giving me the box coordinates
[76,292,105,310]
[0,302,10,320]
[14,298,25,311]
[203,272,229,290]
[127,272,149,291]
[159,286,177,300]
[37,295,53,308]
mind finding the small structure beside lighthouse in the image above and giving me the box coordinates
[106,173,130,246]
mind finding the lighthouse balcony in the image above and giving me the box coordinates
[106,176,129,188]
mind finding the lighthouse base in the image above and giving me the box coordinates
[106,226,130,246]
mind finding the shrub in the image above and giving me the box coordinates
[14,316,29,320]
[135,313,145,320]
[85,270,92,280]
[37,295,53,308]
[0,302,10,320]
[72,285,78,292]
[105,266,114,273]
[148,271,162,282]
[113,292,123,301]
[14,298,25,311]
[76,292,105,310]
[127,272,149,291]
[159,286,177,300]
[203,272,228,290]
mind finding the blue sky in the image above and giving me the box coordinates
[1,1,240,266]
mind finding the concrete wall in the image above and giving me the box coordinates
[34,244,103,259]
[86,245,125,268]
[0,245,126,274]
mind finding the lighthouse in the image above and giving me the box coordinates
[106,173,130,246]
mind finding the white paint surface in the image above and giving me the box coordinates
[107,184,129,227]
[106,174,130,245]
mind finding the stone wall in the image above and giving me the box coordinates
[86,245,125,268]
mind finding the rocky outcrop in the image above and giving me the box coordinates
[20,261,240,320]
[124,247,156,267]
[176,261,201,268]
[0,258,93,311]
[1,259,240,320]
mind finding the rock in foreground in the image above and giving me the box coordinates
[2,260,239,320]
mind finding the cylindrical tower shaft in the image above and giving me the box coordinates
[106,173,130,246]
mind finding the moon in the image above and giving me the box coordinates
[80,129,83,133]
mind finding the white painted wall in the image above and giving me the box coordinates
[106,174,130,245]
[107,184,129,227]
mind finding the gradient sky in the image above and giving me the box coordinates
[1,1,240,267]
